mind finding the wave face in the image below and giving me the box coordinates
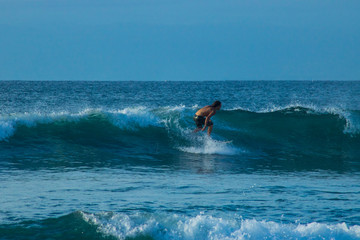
[217,107,360,158]
[1,211,360,240]
[0,106,359,169]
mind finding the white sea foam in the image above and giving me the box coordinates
[81,212,360,240]
[107,107,161,129]
[158,104,187,112]
[0,120,16,141]
[178,135,242,155]
[340,111,360,135]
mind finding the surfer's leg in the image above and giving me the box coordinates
[207,125,213,135]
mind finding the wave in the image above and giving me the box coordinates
[221,105,360,134]
[0,107,241,156]
[220,106,360,139]
[82,211,360,240]
[0,106,359,158]
[0,107,161,140]
[1,211,360,240]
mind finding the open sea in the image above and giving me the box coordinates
[0,80,360,240]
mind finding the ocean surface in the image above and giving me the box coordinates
[0,81,360,240]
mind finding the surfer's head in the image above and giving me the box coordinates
[210,100,221,110]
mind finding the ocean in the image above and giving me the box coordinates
[0,80,360,240]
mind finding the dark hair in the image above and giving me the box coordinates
[210,100,221,108]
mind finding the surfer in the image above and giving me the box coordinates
[193,101,221,136]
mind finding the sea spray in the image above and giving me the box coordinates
[178,134,241,155]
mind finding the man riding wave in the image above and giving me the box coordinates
[193,100,221,136]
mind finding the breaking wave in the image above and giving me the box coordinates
[0,105,359,158]
[1,211,360,240]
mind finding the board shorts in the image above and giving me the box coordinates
[193,115,213,128]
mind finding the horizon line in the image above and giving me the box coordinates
[0,79,359,82]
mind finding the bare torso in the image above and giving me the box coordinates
[194,103,221,135]
[195,106,215,117]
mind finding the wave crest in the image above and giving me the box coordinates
[0,108,161,141]
[81,211,360,240]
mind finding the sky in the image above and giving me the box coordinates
[0,0,359,81]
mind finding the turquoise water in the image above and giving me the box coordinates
[0,81,360,239]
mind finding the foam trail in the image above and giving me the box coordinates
[178,135,242,155]
[81,212,360,240]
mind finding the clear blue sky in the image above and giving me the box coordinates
[0,0,359,80]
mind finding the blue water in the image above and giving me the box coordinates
[1,81,360,240]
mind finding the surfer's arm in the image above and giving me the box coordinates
[202,111,215,131]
